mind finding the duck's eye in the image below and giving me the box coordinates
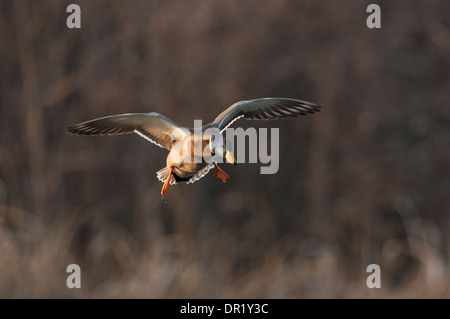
[211,149,215,156]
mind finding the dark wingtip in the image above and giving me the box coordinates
[308,102,322,113]
[66,125,81,135]
[66,126,76,135]
[294,99,322,114]
[66,124,90,135]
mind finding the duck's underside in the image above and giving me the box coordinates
[158,163,230,197]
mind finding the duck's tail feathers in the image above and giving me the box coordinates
[156,167,177,185]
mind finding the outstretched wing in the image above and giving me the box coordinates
[212,98,321,132]
[67,113,185,150]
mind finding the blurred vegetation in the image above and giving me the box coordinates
[0,0,449,298]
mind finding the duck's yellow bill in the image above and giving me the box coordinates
[225,150,237,165]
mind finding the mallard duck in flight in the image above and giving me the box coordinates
[67,97,321,196]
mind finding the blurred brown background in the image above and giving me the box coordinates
[0,0,449,298]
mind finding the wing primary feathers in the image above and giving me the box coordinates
[213,97,321,131]
[67,113,183,150]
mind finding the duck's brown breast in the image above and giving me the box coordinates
[167,133,213,177]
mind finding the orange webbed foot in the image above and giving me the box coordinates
[213,162,230,183]
[161,167,173,197]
